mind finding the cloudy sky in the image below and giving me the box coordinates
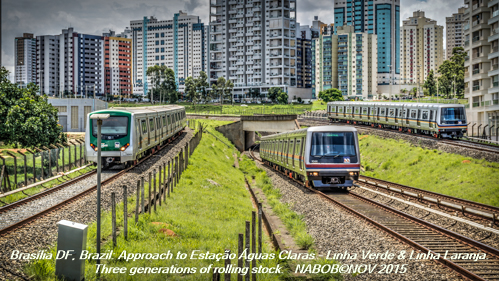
[2,0,463,79]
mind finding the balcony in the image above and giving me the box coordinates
[473,85,481,91]
[473,102,480,107]
[472,69,480,74]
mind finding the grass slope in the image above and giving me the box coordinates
[359,135,499,207]
[26,123,282,280]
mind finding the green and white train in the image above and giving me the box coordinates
[85,105,186,167]
[327,101,467,138]
[260,126,360,189]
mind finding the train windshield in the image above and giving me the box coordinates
[92,116,129,139]
[310,132,357,163]
[440,107,466,125]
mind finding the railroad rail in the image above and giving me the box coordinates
[248,148,499,280]
[0,131,184,237]
[357,176,499,225]
[298,116,499,155]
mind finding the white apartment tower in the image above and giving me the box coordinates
[400,11,444,85]
[463,0,499,127]
[209,0,298,99]
[36,35,60,96]
[58,28,105,96]
[446,7,466,60]
[15,33,37,86]
[130,12,206,96]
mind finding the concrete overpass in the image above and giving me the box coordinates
[216,115,299,151]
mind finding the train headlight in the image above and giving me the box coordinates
[120,143,130,151]
[90,143,98,151]
[349,172,357,176]
[312,172,319,176]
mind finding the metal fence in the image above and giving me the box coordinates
[466,121,499,143]
[0,140,88,193]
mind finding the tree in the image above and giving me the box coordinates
[437,46,466,98]
[423,70,437,97]
[225,80,234,105]
[267,87,281,103]
[411,87,418,98]
[318,88,344,103]
[196,71,209,102]
[297,97,302,103]
[184,76,199,107]
[277,91,288,104]
[159,68,177,103]
[0,67,66,148]
[400,88,408,97]
[146,65,161,103]
[214,77,227,104]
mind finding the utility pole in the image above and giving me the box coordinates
[436,76,439,104]
[417,65,421,103]
[120,88,122,105]
[388,64,392,100]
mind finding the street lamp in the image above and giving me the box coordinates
[89,113,110,271]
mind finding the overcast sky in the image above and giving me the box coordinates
[2,0,463,80]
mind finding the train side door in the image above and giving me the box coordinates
[429,110,434,128]
[406,109,410,125]
[138,119,143,149]
[394,109,398,124]
[296,138,302,170]
[417,110,421,127]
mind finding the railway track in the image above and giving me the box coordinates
[298,117,499,155]
[0,131,183,237]
[248,148,499,280]
[357,176,499,225]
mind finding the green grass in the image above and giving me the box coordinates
[108,101,327,115]
[239,157,315,250]
[25,122,283,280]
[359,134,499,207]
[0,166,95,205]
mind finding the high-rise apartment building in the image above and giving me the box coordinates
[334,0,400,85]
[36,35,60,96]
[313,23,336,95]
[464,0,498,126]
[15,33,37,86]
[130,12,206,96]
[313,25,377,99]
[209,0,298,99]
[296,25,313,89]
[400,11,444,85]
[58,28,105,96]
[103,31,132,97]
[35,28,107,96]
[446,7,466,60]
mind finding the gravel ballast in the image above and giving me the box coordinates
[0,129,194,280]
[255,161,464,280]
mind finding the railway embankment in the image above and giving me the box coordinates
[0,129,196,280]
[20,124,287,280]
[358,135,499,207]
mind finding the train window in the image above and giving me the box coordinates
[410,110,417,119]
[331,107,336,113]
[399,109,404,117]
[389,109,395,116]
[380,108,386,116]
[362,108,367,115]
[157,117,161,129]
[418,110,421,119]
[141,120,147,134]
[300,137,305,169]
[422,111,429,120]
[338,107,343,113]
[354,107,360,114]
[149,118,155,131]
